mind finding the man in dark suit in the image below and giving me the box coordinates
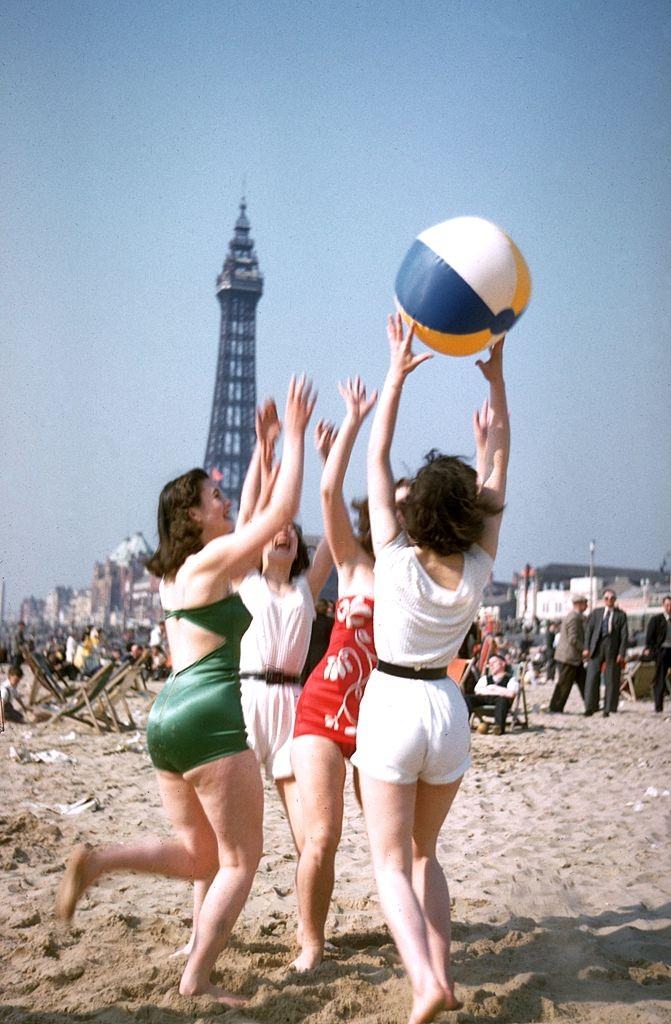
[643,595,671,713]
[583,589,628,716]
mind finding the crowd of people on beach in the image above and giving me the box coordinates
[3,317,669,1023]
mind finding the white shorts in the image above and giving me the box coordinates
[351,669,472,785]
[240,677,300,781]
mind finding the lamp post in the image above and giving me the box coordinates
[588,540,596,611]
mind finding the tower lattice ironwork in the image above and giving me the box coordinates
[204,200,263,509]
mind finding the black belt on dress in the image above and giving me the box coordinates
[376,659,448,680]
[239,669,301,686]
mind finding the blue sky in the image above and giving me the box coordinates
[2,0,670,613]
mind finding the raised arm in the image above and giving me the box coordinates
[303,419,337,600]
[236,399,281,528]
[474,339,510,559]
[472,397,492,491]
[321,377,377,568]
[192,376,316,581]
[367,314,431,555]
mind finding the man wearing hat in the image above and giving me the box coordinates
[549,595,588,713]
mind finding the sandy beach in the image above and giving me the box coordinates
[1,678,670,1024]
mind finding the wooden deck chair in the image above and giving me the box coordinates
[469,661,529,731]
[47,663,115,732]
[99,662,140,730]
[24,649,67,705]
[620,660,656,702]
[508,662,529,729]
[127,652,151,692]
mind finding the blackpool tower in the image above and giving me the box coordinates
[204,200,263,509]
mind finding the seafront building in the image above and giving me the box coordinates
[91,532,159,629]
[515,562,669,626]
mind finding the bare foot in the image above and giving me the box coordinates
[169,937,195,960]
[55,845,94,923]
[288,944,323,973]
[296,923,335,953]
[408,986,446,1024]
[443,986,463,1011]
[179,980,247,1006]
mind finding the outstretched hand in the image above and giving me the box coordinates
[256,398,281,448]
[386,313,432,382]
[472,397,492,451]
[475,338,505,383]
[337,375,378,422]
[284,374,317,436]
[314,418,337,462]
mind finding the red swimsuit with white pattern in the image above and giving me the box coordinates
[294,595,376,758]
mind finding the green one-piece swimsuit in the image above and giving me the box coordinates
[146,594,252,774]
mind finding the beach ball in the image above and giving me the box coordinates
[394,216,531,357]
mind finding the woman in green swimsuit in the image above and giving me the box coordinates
[56,376,316,1007]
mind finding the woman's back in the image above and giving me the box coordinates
[161,565,236,673]
[373,532,492,669]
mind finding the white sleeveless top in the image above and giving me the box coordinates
[373,532,493,669]
[238,571,315,676]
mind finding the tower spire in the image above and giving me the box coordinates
[204,202,263,508]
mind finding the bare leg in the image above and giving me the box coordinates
[412,779,464,1011]
[359,773,445,1024]
[291,736,345,971]
[170,876,212,959]
[56,769,219,921]
[276,775,304,854]
[178,750,263,1003]
[276,774,306,948]
[352,765,362,809]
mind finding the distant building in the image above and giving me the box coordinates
[479,578,517,629]
[68,588,92,628]
[45,586,74,627]
[19,596,45,626]
[515,562,668,623]
[91,531,156,628]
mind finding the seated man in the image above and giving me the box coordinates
[465,653,519,735]
[1,666,27,725]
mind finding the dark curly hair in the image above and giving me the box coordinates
[350,498,373,557]
[402,450,504,556]
[146,468,209,580]
[290,523,311,580]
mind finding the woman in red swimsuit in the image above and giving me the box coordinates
[291,376,377,971]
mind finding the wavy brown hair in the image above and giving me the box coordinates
[350,498,373,557]
[146,468,209,580]
[402,450,503,556]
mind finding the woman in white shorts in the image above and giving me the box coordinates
[352,314,510,1024]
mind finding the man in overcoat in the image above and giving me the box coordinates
[549,595,588,712]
